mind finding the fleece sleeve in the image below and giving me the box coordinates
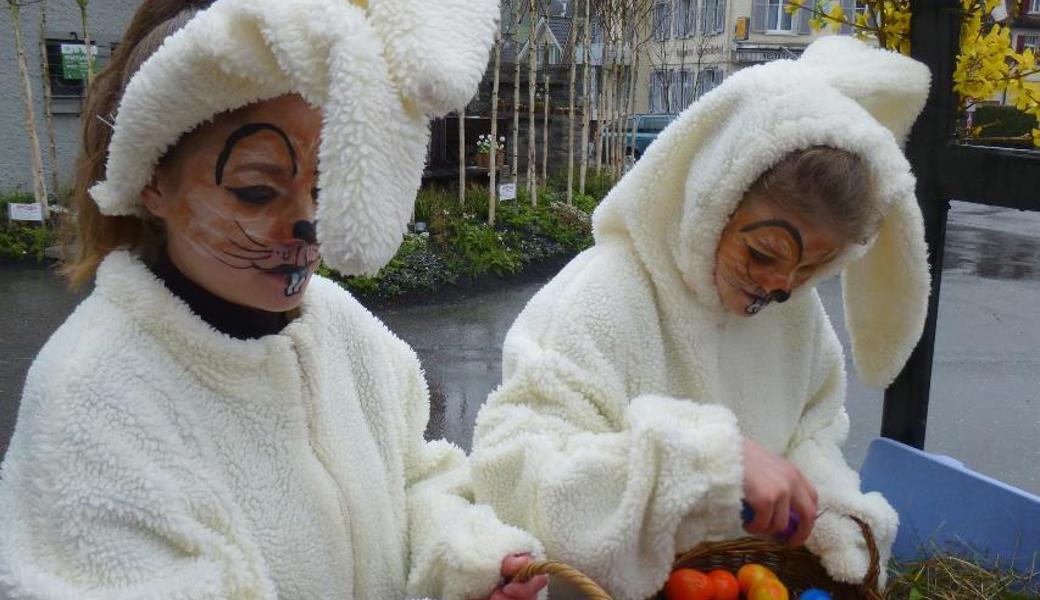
[398,351,543,600]
[471,332,744,600]
[0,391,276,600]
[785,325,898,587]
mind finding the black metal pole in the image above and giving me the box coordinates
[880,0,960,448]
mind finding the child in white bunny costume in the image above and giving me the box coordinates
[0,1,548,598]
[471,37,932,599]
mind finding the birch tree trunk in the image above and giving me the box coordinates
[488,34,502,226]
[38,0,59,196]
[458,108,466,206]
[627,44,641,170]
[541,65,549,187]
[76,0,94,89]
[607,44,615,175]
[579,0,591,195]
[510,0,526,183]
[527,0,538,206]
[512,57,521,182]
[8,0,49,218]
[566,0,580,205]
[593,24,611,172]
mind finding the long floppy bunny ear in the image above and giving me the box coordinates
[798,36,930,143]
[841,191,931,388]
[367,0,500,116]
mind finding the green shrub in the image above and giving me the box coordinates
[324,183,599,301]
[324,233,458,299]
[573,193,599,214]
[449,220,520,277]
[0,191,54,262]
[582,168,617,202]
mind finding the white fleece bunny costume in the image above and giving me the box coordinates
[471,37,931,599]
[0,0,544,598]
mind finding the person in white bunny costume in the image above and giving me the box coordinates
[471,37,932,599]
[0,1,548,598]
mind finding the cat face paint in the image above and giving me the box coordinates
[144,94,323,313]
[713,192,846,317]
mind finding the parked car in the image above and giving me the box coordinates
[602,113,678,168]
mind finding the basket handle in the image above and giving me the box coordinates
[512,559,613,600]
[849,515,884,599]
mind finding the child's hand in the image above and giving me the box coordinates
[490,553,548,600]
[742,438,818,547]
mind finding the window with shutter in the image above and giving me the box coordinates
[654,1,672,40]
[766,0,794,31]
[751,0,769,32]
[670,70,683,111]
[714,0,725,33]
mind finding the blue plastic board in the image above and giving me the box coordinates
[859,437,1040,575]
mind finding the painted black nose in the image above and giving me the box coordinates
[770,289,791,303]
[292,220,317,244]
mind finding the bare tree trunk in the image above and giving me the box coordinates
[593,26,611,172]
[458,108,466,206]
[8,0,49,218]
[488,35,501,226]
[512,58,521,182]
[527,0,538,206]
[38,0,59,196]
[627,42,640,169]
[541,65,549,186]
[579,0,591,195]
[510,0,526,184]
[607,45,615,176]
[566,0,580,205]
[76,0,94,89]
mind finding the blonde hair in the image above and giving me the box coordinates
[749,146,880,244]
[63,0,213,289]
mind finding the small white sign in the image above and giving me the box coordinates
[7,202,44,222]
[499,183,517,201]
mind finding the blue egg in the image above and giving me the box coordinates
[798,589,831,600]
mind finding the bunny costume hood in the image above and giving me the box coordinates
[595,35,931,388]
[472,37,931,599]
[89,0,498,275]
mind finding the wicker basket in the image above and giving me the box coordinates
[513,516,882,600]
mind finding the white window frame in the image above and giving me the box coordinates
[766,0,795,32]
[1030,0,1040,14]
[1022,34,1040,52]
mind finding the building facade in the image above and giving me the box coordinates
[1,0,136,195]
[636,0,863,114]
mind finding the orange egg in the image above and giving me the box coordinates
[747,578,789,600]
[706,569,739,600]
[736,563,776,595]
[664,568,715,600]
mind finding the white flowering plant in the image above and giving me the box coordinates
[476,133,506,154]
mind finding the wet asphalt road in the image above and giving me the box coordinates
[1,202,1038,495]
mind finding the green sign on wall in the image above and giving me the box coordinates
[60,43,95,81]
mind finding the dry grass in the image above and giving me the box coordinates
[885,553,1039,599]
